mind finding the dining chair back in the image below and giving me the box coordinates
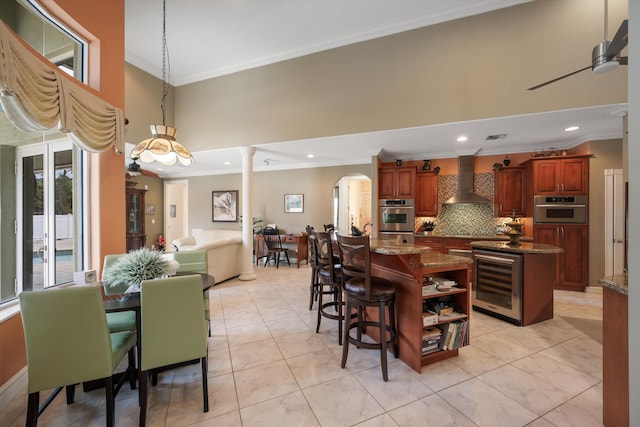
[100,253,136,333]
[172,250,211,336]
[19,286,136,427]
[139,275,208,426]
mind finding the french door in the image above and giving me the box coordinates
[17,139,77,291]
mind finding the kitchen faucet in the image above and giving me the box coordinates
[363,223,373,234]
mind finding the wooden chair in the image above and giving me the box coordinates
[19,286,136,427]
[337,234,398,381]
[307,227,321,310]
[262,226,290,268]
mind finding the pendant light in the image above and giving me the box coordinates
[131,0,194,166]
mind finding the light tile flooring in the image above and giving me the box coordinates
[0,265,604,426]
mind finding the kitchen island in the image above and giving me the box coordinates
[469,241,563,326]
[364,240,472,373]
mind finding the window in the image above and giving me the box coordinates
[0,1,86,304]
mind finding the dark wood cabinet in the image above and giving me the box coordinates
[379,167,416,199]
[415,171,438,216]
[531,156,589,195]
[415,236,443,252]
[534,224,588,291]
[494,166,527,217]
[126,186,147,252]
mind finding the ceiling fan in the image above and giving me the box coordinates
[528,0,628,90]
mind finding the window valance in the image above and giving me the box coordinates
[0,20,123,153]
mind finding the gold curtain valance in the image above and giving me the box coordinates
[0,20,123,153]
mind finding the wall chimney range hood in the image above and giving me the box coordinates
[444,155,491,205]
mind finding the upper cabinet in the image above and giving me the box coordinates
[530,156,589,195]
[494,166,527,217]
[379,166,416,199]
[415,171,438,216]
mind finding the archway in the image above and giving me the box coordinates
[332,174,372,236]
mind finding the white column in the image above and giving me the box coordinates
[239,146,257,281]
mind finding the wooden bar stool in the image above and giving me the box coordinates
[307,227,321,310]
[337,234,398,381]
[315,230,346,344]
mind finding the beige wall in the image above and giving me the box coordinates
[587,139,624,287]
[170,164,373,236]
[169,0,627,153]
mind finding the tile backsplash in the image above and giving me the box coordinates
[414,172,504,235]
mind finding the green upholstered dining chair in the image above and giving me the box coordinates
[101,254,137,333]
[19,285,137,427]
[139,275,209,426]
[172,250,211,336]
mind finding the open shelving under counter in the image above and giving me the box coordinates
[357,241,473,373]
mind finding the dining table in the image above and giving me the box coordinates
[90,272,215,392]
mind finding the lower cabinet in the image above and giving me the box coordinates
[533,224,588,291]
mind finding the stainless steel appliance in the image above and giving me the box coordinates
[533,195,588,224]
[378,199,415,232]
[472,250,523,325]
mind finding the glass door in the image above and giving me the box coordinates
[18,139,75,291]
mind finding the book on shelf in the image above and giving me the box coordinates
[431,277,457,288]
[437,319,469,351]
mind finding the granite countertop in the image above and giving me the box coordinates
[420,252,472,269]
[469,241,563,254]
[599,274,628,295]
[415,233,533,242]
[369,239,432,256]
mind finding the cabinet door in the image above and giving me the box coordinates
[396,168,416,198]
[559,158,588,194]
[415,237,442,252]
[379,169,397,199]
[378,167,416,199]
[416,172,438,216]
[533,161,559,194]
[558,225,588,288]
[494,167,526,216]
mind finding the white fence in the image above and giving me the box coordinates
[32,215,74,240]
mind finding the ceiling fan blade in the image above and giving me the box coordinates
[605,19,628,58]
[619,56,628,65]
[527,65,592,90]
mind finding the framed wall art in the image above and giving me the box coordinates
[284,194,304,213]
[212,190,239,222]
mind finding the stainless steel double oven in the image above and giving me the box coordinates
[378,199,415,244]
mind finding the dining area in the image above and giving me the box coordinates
[16,249,215,427]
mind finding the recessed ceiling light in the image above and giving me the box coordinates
[565,126,580,132]
[457,136,468,142]
[223,161,231,165]
[306,154,315,158]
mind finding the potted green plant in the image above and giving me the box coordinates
[102,248,173,292]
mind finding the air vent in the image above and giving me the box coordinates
[486,133,508,141]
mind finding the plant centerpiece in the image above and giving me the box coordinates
[102,248,174,292]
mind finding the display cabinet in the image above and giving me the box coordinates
[126,186,147,251]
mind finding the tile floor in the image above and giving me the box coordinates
[0,265,604,426]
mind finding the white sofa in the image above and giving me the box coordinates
[171,229,243,283]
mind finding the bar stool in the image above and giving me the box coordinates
[337,234,398,381]
[315,230,346,345]
[307,227,321,310]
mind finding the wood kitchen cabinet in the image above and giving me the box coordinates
[415,236,443,252]
[494,166,527,217]
[379,166,416,199]
[415,171,438,216]
[534,224,588,291]
[126,186,147,252]
[529,155,589,196]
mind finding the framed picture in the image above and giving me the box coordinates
[169,204,176,218]
[212,190,239,222]
[145,204,155,215]
[284,194,304,213]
